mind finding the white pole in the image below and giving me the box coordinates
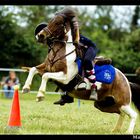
[0,68,26,72]
[78,99,80,108]
[0,90,61,94]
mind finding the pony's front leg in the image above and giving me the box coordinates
[36,72,66,102]
[22,67,38,93]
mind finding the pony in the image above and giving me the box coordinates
[22,10,139,134]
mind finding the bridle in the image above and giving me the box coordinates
[43,14,76,67]
[43,27,52,37]
[42,13,68,40]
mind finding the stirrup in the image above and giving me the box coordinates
[77,81,87,90]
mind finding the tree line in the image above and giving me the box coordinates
[0,6,140,73]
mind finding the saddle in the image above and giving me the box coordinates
[76,56,115,84]
[94,56,112,66]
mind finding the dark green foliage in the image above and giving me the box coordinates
[131,6,140,30]
[0,5,139,74]
[124,28,140,52]
[0,6,48,68]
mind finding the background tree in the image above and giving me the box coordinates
[131,5,140,31]
[0,5,139,74]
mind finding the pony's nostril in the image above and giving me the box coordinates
[37,34,45,43]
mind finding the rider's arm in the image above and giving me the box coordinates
[61,8,80,46]
[80,34,96,48]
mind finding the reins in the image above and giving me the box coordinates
[48,40,76,67]
[43,27,52,36]
[43,13,77,67]
[49,49,75,67]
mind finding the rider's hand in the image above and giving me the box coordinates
[73,41,79,47]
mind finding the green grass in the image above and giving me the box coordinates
[0,93,140,135]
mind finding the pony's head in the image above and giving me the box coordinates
[35,22,47,43]
[36,14,70,43]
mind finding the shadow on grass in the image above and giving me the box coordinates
[4,126,22,135]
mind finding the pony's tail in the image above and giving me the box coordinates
[130,82,140,112]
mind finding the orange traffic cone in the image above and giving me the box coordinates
[7,85,21,128]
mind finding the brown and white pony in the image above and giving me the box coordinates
[22,13,139,134]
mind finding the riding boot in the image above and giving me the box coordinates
[90,84,98,100]
[86,69,98,100]
[53,93,74,106]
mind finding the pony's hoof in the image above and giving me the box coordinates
[22,88,30,94]
[36,96,45,102]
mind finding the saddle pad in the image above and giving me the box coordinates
[94,64,116,84]
[75,58,82,74]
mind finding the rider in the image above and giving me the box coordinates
[34,8,98,105]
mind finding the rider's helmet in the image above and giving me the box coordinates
[34,22,47,38]
[34,22,53,47]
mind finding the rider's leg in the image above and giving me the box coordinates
[86,66,98,100]
[83,47,98,100]
[77,47,97,99]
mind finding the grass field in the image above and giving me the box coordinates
[0,92,140,135]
